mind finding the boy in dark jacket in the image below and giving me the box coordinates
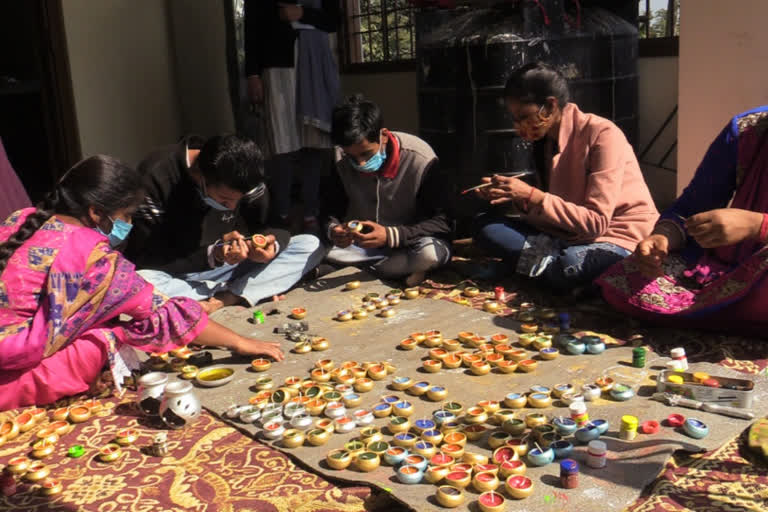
[321,95,453,286]
[125,134,323,312]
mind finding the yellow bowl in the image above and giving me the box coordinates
[423,360,443,373]
[282,429,305,448]
[470,361,491,376]
[326,449,352,470]
[435,485,465,508]
[306,428,331,446]
[425,465,450,484]
[353,378,374,393]
[354,451,381,472]
[473,471,500,493]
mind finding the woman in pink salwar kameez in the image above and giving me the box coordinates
[0,156,283,410]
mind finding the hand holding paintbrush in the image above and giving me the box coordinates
[461,171,529,195]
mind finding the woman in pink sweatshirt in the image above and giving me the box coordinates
[475,62,658,289]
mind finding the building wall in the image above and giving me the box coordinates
[61,0,182,165]
[678,0,768,192]
[342,72,419,133]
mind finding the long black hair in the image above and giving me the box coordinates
[0,155,144,273]
[504,62,571,107]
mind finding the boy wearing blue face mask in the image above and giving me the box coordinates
[125,134,324,313]
[320,95,453,286]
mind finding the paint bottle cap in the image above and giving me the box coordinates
[670,348,686,358]
[692,372,709,383]
[569,402,587,415]
[702,378,720,388]
[667,375,684,385]
[560,459,579,473]
[620,415,639,429]
[587,440,606,455]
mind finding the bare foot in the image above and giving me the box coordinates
[198,297,225,314]
[272,294,287,302]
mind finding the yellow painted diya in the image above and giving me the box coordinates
[518,359,538,373]
[404,287,420,299]
[367,364,388,381]
[496,360,518,373]
[425,465,450,484]
[306,428,331,446]
[51,407,70,423]
[442,338,461,351]
[39,477,63,496]
[473,471,500,493]
[483,300,501,313]
[485,353,505,366]
[31,438,56,459]
[326,449,352,470]
[435,485,465,508]
[353,378,374,393]
[429,348,449,361]
[344,280,361,290]
[49,421,71,437]
[490,333,510,345]
[463,287,480,297]
[508,349,528,362]
[354,451,381,472]
[524,412,548,428]
[311,337,330,351]
[282,429,305,448]
[464,407,488,425]
[23,461,50,482]
[470,361,491,376]
[399,337,419,350]
[115,428,139,446]
[457,331,475,343]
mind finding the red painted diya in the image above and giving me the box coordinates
[479,491,505,508]
[475,463,498,474]
[493,447,517,463]
[507,475,532,489]
[431,453,454,467]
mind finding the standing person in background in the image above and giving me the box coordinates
[245,0,340,233]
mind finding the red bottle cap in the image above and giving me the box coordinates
[666,413,685,427]
[702,378,721,388]
[640,420,660,434]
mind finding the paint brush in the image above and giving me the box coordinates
[460,172,529,195]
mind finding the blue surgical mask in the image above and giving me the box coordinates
[97,217,133,247]
[351,142,387,173]
[199,178,232,211]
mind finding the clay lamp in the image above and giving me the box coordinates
[476,344,496,355]
[311,337,330,351]
[552,383,574,399]
[407,381,430,397]
[362,301,376,312]
[413,441,437,458]
[388,416,411,434]
[260,409,284,427]
[393,400,415,417]
[435,485,464,508]
[177,365,198,380]
[388,288,403,297]
[383,446,409,465]
[502,418,526,436]
[508,349,528,362]
[596,376,616,392]
[303,382,322,394]
[423,359,443,373]
[281,375,301,390]
[50,421,71,437]
[449,462,473,472]
[330,369,349,384]
[31,438,56,459]
[433,410,456,426]
[324,398,346,417]
[592,418,610,435]
[343,439,365,458]
[484,353,505,368]
[463,286,480,297]
[529,384,552,397]
[518,359,538,373]
[23,461,51,482]
[468,335,487,348]
[517,311,536,323]
[423,335,443,348]
[492,445,519,465]
[536,346,559,361]
[441,442,465,459]
[335,310,353,322]
[527,446,555,466]
[403,287,420,299]
[566,339,587,355]
[610,383,636,401]
[470,361,491,376]
[50,407,70,423]
[551,440,574,459]
[351,378,373,393]
[473,471,500,493]
[457,331,475,343]
[306,428,331,446]
[80,398,104,414]
[527,393,552,409]
[114,428,139,447]
[352,408,374,426]
[519,323,539,334]
[334,416,356,434]
[443,430,467,448]
[354,451,381,472]
[6,456,31,475]
[494,360,517,374]
[399,337,419,350]
[426,386,448,402]
[488,431,513,450]
[98,443,123,463]
[424,465,450,484]
[459,353,481,368]
[352,308,368,320]
[169,357,186,372]
[463,424,488,442]
[477,400,500,415]
[581,384,602,401]
[35,425,59,441]
[463,452,489,467]
[429,348,449,361]
[483,300,501,313]
[488,333,508,345]
[284,402,307,420]
[370,402,391,419]
[380,394,400,405]
[464,406,488,425]
[372,297,389,309]
[494,343,514,356]
[422,428,444,445]
[366,364,387,381]
[385,377,409,393]
[304,399,326,416]
[524,412,548,428]
[314,417,334,433]
[396,464,424,484]
[478,491,507,512]
[442,338,462,352]
[290,412,313,430]
[386,294,401,306]
[499,459,526,479]
[39,477,63,496]
[68,406,91,424]
[444,470,471,489]
[409,332,427,343]
[293,341,312,354]
[343,280,361,291]
[342,393,363,408]
[427,452,453,468]
[281,429,305,449]
[504,393,527,409]
[532,423,556,441]
[505,475,534,499]
[326,449,353,470]
[270,388,291,405]
[12,412,36,434]
[378,306,396,318]
[536,308,556,320]
[560,392,585,406]
[411,418,437,435]
[442,401,463,416]
[403,452,428,471]
[443,354,463,369]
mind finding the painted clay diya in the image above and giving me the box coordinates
[456,331,475,343]
[36,425,59,441]
[502,418,526,436]
[483,300,501,313]
[527,446,555,467]
[407,381,430,397]
[504,393,527,409]
[378,307,395,318]
[426,386,448,402]
[444,470,471,489]
[532,423,556,441]
[396,464,424,484]
[463,286,480,297]
[508,349,528,362]
[306,428,331,446]
[461,353,483,368]
[68,406,91,424]
[494,360,518,374]
[499,459,526,478]
[393,401,415,417]
[423,359,442,373]
[305,399,327,416]
[505,475,534,499]
[385,294,401,306]
[354,451,380,472]
[31,439,56,459]
[98,443,122,463]
[250,234,268,248]
[51,407,70,423]
[478,491,506,512]
[293,341,312,354]
[494,343,514,356]
[362,301,376,312]
[473,471,500,493]
[539,347,560,360]
[388,416,411,434]
[551,440,574,459]
[441,443,465,459]
[435,485,464,508]
[39,477,63,496]
[23,461,50,482]
[290,413,313,430]
[342,393,363,408]
[517,333,537,347]
[402,453,428,472]
[442,338,462,352]
[487,431,512,450]
[470,361,491,376]
[413,441,437,458]
[388,288,403,297]
[463,424,487,442]
[360,426,382,444]
[476,343,496,355]
[485,353,505,366]
[282,429,305,448]
[250,358,272,372]
[363,292,380,302]
[352,308,368,320]
[429,348,449,361]
[7,456,31,475]
[262,421,286,440]
[527,393,552,409]
[560,392,585,406]
[433,410,456,426]
[352,409,374,426]
[575,425,601,443]
[403,288,420,299]
[525,413,548,428]
[425,464,450,484]
[596,376,615,392]
[344,440,366,457]
[553,383,574,398]
[566,339,587,355]
[683,418,709,439]
[519,323,539,334]
[180,365,199,380]
[518,359,538,373]
[50,421,71,437]
[412,418,437,435]
[314,418,334,433]
[324,401,346,419]
[610,383,635,401]
[492,446,519,465]
[326,449,352,470]
[477,400,500,415]
[372,298,389,309]
[592,419,610,435]
[553,417,579,436]
[586,338,606,354]
[393,432,418,448]
[335,310,353,322]
[332,417,355,434]
[344,280,361,290]
[422,428,444,445]
[115,428,139,446]
[383,446,409,465]
[353,378,374,393]
[581,384,602,401]
[367,364,387,381]
[423,335,443,348]
[464,407,488,425]
[532,336,553,351]
[311,337,330,351]
[443,431,467,448]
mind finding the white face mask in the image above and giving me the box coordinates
[199,178,231,211]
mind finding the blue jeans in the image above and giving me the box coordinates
[138,235,324,306]
[325,236,451,279]
[475,215,631,289]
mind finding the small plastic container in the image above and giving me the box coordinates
[670,347,689,370]
[586,440,607,469]
[620,415,639,441]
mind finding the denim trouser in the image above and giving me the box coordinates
[325,236,451,279]
[475,215,631,289]
[138,235,324,306]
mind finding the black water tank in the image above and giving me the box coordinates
[415,1,638,230]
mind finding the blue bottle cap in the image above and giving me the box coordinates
[560,458,579,472]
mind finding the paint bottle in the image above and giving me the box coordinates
[670,348,688,370]
[620,415,639,441]
[558,312,571,331]
[632,347,646,368]
[586,440,607,469]
[569,401,589,427]
[494,286,507,303]
[559,459,579,489]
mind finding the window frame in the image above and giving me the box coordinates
[638,0,679,57]
[339,0,418,74]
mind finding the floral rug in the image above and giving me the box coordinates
[0,394,371,512]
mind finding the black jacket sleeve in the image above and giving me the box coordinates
[385,159,454,248]
[299,0,340,33]
[244,0,271,77]
[319,160,349,244]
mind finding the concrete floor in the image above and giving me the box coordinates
[175,267,766,512]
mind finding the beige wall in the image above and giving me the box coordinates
[678,0,768,192]
[61,0,182,165]
[342,72,419,133]
[167,0,236,136]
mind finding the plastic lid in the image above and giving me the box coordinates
[587,440,606,455]
[569,402,587,414]
[670,347,686,357]
[667,375,684,384]
[621,415,639,428]
[693,372,709,382]
[560,459,579,472]
[703,378,721,388]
